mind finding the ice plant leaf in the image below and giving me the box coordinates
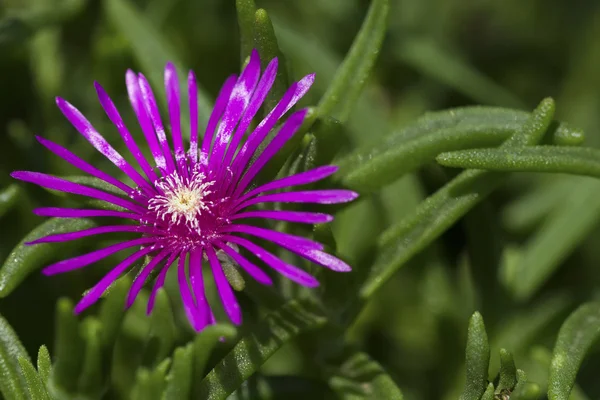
[337,106,583,192]
[77,318,103,397]
[52,298,85,394]
[98,276,130,349]
[235,0,257,63]
[17,356,51,400]
[105,0,212,133]
[512,370,541,400]
[548,302,600,400]
[230,375,336,400]
[147,288,176,364]
[497,349,517,393]
[460,312,490,400]
[0,218,97,298]
[329,351,404,399]
[0,313,30,400]
[0,184,20,218]
[130,358,171,400]
[37,346,51,388]
[437,146,600,178]
[396,37,523,108]
[196,299,327,400]
[317,0,389,123]
[163,344,194,400]
[360,98,556,300]
[192,323,237,393]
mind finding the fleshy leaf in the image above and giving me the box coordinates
[77,317,104,397]
[130,358,171,400]
[230,375,336,400]
[37,345,52,388]
[147,288,176,364]
[163,344,193,400]
[52,298,85,394]
[0,218,97,298]
[337,105,582,192]
[192,323,238,395]
[548,302,600,400]
[0,185,20,219]
[235,0,257,63]
[460,312,490,400]
[17,356,51,400]
[497,349,517,393]
[196,299,327,400]
[0,313,30,400]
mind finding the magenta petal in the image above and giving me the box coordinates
[147,252,178,315]
[200,74,238,166]
[27,225,149,244]
[224,235,319,287]
[42,237,156,275]
[177,252,204,331]
[126,70,168,173]
[221,224,323,250]
[165,63,187,173]
[236,190,359,212]
[11,171,144,213]
[231,210,333,224]
[74,246,155,314]
[95,82,158,183]
[55,97,150,191]
[36,135,132,195]
[188,70,199,164]
[126,248,171,308]
[215,241,273,285]
[33,207,140,220]
[206,246,242,325]
[280,246,351,272]
[241,165,338,201]
[234,109,308,197]
[188,248,211,327]
[221,57,278,170]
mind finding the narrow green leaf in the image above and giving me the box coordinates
[497,349,517,393]
[0,0,86,45]
[460,312,490,400]
[98,276,131,350]
[17,356,50,400]
[317,0,388,123]
[162,344,193,400]
[147,288,176,364]
[438,146,600,178]
[36,346,51,387]
[0,185,20,219]
[329,351,404,400]
[548,302,600,400]
[235,0,257,63]
[0,313,30,400]
[0,218,97,298]
[196,299,327,400]
[396,37,523,108]
[131,359,171,400]
[512,370,541,400]
[52,298,84,394]
[360,99,556,299]
[77,318,104,397]
[253,8,289,114]
[337,105,582,192]
[104,0,212,134]
[481,383,495,400]
[193,323,237,387]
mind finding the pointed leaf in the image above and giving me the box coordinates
[497,349,517,393]
[52,298,84,394]
[36,346,51,388]
[0,185,21,219]
[17,356,51,400]
[548,302,600,400]
[77,318,104,397]
[460,312,490,400]
[131,359,171,400]
[193,323,237,388]
[196,299,327,400]
[0,313,30,400]
[163,344,193,400]
[0,218,97,298]
[235,0,257,63]
[147,288,176,364]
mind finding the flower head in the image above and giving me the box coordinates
[11,50,358,331]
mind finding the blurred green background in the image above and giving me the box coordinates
[2,0,600,399]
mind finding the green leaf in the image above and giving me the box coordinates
[329,352,404,400]
[437,146,600,178]
[317,0,388,123]
[77,318,104,397]
[36,346,51,387]
[0,218,97,298]
[512,370,541,400]
[497,349,517,393]
[253,8,289,114]
[147,288,176,364]
[481,383,495,400]
[17,356,51,400]
[131,358,171,400]
[337,105,582,193]
[0,185,20,219]
[196,299,327,400]
[235,0,257,63]
[52,298,84,394]
[548,302,600,400]
[230,375,336,400]
[396,37,523,108]
[360,99,556,300]
[0,0,86,45]
[162,344,193,400]
[192,323,237,390]
[460,312,490,400]
[0,313,30,400]
[104,0,212,135]
[98,276,131,350]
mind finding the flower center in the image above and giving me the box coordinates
[148,170,215,230]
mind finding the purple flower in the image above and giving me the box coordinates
[11,50,357,331]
